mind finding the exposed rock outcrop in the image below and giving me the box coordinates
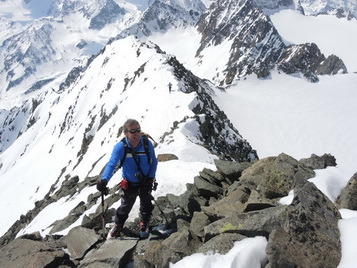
[196,0,347,85]
[0,152,353,268]
[337,172,357,210]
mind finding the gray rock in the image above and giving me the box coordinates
[79,238,138,267]
[176,218,191,232]
[266,181,341,267]
[214,159,246,183]
[157,153,179,162]
[81,208,115,231]
[18,231,43,241]
[243,189,276,212]
[277,43,346,82]
[149,197,176,231]
[201,186,248,218]
[299,153,327,169]
[317,54,348,75]
[240,153,315,198]
[199,168,225,186]
[337,173,357,209]
[137,228,201,267]
[170,184,204,218]
[299,153,337,169]
[50,214,82,234]
[194,175,223,198]
[203,206,288,242]
[197,233,247,254]
[189,211,211,239]
[0,238,72,268]
[64,226,100,260]
[52,175,80,200]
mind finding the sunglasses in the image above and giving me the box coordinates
[127,128,141,134]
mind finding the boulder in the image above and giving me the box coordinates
[266,181,341,267]
[64,226,100,260]
[240,153,315,198]
[0,237,73,268]
[168,183,205,218]
[243,189,276,212]
[137,228,201,267]
[336,172,357,209]
[201,186,248,218]
[199,168,226,186]
[203,206,288,242]
[197,233,247,254]
[299,153,337,169]
[80,238,138,267]
[194,175,223,198]
[19,231,43,241]
[214,159,247,183]
[157,153,179,162]
[189,211,211,239]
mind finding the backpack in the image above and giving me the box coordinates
[117,133,156,170]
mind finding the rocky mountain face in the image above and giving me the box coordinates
[195,0,347,85]
[1,152,356,267]
[253,0,357,19]
[116,0,205,39]
[298,0,357,19]
[1,19,56,92]
[253,0,294,10]
[0,0,140,97]
[89,0,127,30]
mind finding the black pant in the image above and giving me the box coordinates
[115,185,154,226]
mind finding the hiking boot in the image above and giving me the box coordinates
[139,221,149,239]
[140,221,148,231]
[108,224,122,239]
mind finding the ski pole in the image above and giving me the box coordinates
[101,189,107,240]
[152,196,170,228]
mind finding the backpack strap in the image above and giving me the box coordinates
[117,135,151,170]
[142,135,151,165]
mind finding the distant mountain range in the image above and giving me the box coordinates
[0,0,353,99]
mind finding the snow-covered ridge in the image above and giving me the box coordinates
[0,34,257,238]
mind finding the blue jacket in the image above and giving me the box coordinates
[102,137,158,184]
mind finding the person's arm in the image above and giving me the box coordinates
[102,141,125,181]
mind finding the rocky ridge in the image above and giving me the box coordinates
[196,0,347,85]
[1,152,356,267]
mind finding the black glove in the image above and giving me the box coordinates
[97,179,108,192]
[147,177,158,191]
